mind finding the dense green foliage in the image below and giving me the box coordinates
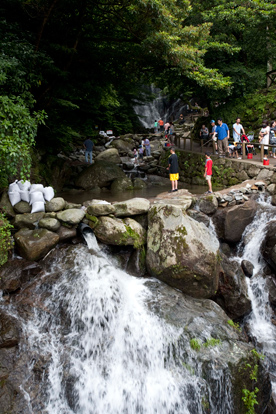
[0,212,13,267]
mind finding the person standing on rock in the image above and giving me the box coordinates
[167,147,179,192]
[154,120,158,133]
[83,138,94,164]
[164,121,170,137]
[158,119,164,133]
[144,138,151,156]
[204,152,213,193]
[216,118,229,157]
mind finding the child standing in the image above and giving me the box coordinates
[204,152,213,194]
[138,145,144,163]
[133,148,138,164]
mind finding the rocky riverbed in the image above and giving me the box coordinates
[1,181,276,413]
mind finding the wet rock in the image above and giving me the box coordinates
[215,255,252,319]
[14,212,45,229]
[39,217,61,232]
[214,200,258,243]
[220,243,231,256]
[266,276,276,307]
[187,209,210,227]
[241,260,254,277]
[132,213,148,229]
[87,202,115,216]
[146,204,220,299]
[127,247,146,276]
[260,221,276,271]
[14,228,59,261]
[267,183,276,194]
[56,226,77,242]
[247,166,260,178]
[13,201,32,214]
[111,177,133,192]
[272,195,276,206]
[0,309,21,348]
[0,259,42,293]
[95,148,121,163]
[133,178,147,189]
[64,202,82,209]
[198,194,218,215]
[56,208,85,225]
[113,198,150,217]
[75,160,126,189]
[45,197,66,212]
[93,216,146,247]
[0,191,15,218]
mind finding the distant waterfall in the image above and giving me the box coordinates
[133,86,187,128]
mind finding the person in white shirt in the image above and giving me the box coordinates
[233,118,245,142]
[259,120,270,160]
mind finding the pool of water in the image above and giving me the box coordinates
[58,183,207,204]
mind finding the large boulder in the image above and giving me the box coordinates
[111,139,133,154]
[57,208,85,225]
[45,197,66,212]
[260,221,276,271]
[198,194,218,215]
[146,204,220,299]
[14,228,59,261]
[95,148,121,163]
[113,198,150,217]
[14,212,45,230]
[110,177,133,192]
[57,226,77,242]
[133,178,147,189]
[93,216,146,247]
[214,255,252,319]
[75,160,126,189]
[213,200,257,243]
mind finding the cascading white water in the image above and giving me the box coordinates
[23,234,200,414]
[237,198,276,389]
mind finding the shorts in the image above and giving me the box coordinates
[206,175,212,181]
[170,173,179,181]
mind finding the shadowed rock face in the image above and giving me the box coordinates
[261,221,276,272]
[75,160,126,189]
[213,200,258,243]
[146,203,220,299]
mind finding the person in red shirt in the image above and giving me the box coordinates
[204,152,213,193]
[158,119,164,132]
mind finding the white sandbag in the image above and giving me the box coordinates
[30,191,45,205]
[20,190,30,203]
[8,181,20,193]
[43,186,55,202]
[31,201,45,214]
[30,184,44,193]
[9,192,21,206]
[18,180,31,191]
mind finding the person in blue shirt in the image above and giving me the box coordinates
[83,138,94,164]
[216,118,229,157]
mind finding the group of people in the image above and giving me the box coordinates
[200,117,276,160]
[133,138,151,164]
[154,119,175,138]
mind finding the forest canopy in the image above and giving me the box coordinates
[1,0,276,182]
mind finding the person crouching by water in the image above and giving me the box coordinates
[204,152,213,194]
[167,147,179,193]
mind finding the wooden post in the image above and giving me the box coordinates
[261,144,264,161]
[183,137,186,150]
[191,138,193,151]
[201,139,203,152]
[242,142,246,159]
[212,140,216,155]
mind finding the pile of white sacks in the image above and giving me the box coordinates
[8,180,55,213]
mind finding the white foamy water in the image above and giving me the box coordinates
[237,200,276,388]
[24,234,199,414]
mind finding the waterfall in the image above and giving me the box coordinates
[237,198,276,390]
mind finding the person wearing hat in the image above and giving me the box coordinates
[210,120,218,153]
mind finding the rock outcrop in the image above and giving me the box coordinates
[75,160,126,189]
[113,198,150,217]
[14,228,59,261]
[146,204,220,298]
